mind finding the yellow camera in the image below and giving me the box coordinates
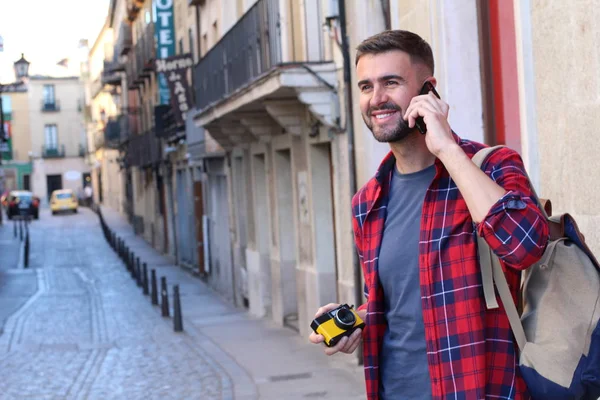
[310,304,365,347]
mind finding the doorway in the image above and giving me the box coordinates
[46,174,63,201]
[23,174,30,191]
[310,143,338,303]
[274,149,298,331]
[252,153,272,317]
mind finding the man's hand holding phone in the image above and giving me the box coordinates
[309,303,365,356]
[404,81,458,159]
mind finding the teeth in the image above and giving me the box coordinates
[375,113,394,119]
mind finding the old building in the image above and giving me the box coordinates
[27,74,89,202]
[0,75,31,192]
[86,19,124,211]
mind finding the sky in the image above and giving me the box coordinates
[0,0,110,82]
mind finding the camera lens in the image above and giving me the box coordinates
[334,308,356,330]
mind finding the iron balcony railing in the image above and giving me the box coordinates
[193,0,283,111]
[117,22,133,56]
[102,60,122,86]
[134,22,156,84]
[41,100,61,112]
[42,144,65,158]
[103,114,131,149]
[126,127,161,167]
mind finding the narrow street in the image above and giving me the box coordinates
[0,208,365,400]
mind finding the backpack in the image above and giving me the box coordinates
[473,146,600,400]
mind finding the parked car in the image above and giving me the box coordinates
[50,189,78,215]
[6,190,40,220]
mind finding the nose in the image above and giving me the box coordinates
[370,84,389,108]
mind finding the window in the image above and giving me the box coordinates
[212,21,218,46]
[43,85,55,105]
[44,124,58,149]
[202,33,208,56]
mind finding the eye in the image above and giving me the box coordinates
[385,80,398,86]
[360,85,372,93]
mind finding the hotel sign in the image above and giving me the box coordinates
[153,0,176,105]
[155,54,194,126]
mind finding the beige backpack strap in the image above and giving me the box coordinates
[472,145,527,351]
[472,145,506,310]
[490,251,527,351]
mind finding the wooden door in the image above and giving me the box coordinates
[193,181,205,275]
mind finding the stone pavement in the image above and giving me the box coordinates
[0,215,37,335]
[0,206,366,400]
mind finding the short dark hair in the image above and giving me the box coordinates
[355,30,434,75]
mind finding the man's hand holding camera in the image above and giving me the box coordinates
[309,303,366,356]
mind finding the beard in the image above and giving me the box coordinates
[362,102,416,143]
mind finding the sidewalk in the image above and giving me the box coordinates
[99,206,366,400]
[0,215,37,336]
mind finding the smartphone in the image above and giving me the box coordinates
[415,81,441,134]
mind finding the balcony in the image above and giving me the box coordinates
[41,100,61,112]
[117,22,133,56]
[102,60,122,86]
[42,145,65,158]
[126,128,161,167]
[103,115,130,149]
[134,23,156,80]
[193,0,289,111]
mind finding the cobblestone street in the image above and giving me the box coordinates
[0,208,365,400]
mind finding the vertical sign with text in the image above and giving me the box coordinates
[153,0,176,105]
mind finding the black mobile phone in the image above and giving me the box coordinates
[415,81,441,134]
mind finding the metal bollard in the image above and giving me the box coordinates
[142,263,149,295]
[136,257,142,287]
[13,219,16,238]
[151,269,158,305]
[161,277,169,317]
[19,219,23,241]
[173,285,183,332]
[130,253,136,279]
[24,231,30,268]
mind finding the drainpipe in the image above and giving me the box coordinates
[339,0,363,365]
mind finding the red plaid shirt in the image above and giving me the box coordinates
[352,134,549,399]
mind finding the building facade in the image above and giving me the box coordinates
[0,80,31,192]
[27,76,89,202]
[89,0,600,363]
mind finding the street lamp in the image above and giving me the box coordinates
[13,53,30,80]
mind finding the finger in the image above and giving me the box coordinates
[406,94,444,118]
[324,336,349,356]
[342,329,362,353]
[309,332,324,344]
[424,92,448,115]
[405,102,437,128]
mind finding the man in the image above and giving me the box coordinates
[84,185,93,207]
[309,30,549,399]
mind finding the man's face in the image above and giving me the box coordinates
[356,51,421,143]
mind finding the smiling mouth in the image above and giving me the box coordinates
[372,111,399,121]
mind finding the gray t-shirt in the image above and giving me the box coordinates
[378,164,435,400]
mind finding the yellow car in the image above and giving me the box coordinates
[50,189,79,215]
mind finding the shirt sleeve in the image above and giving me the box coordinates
[476,147,549,270]
[352,203,369,310]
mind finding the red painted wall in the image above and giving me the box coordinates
[489,0,522,153]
